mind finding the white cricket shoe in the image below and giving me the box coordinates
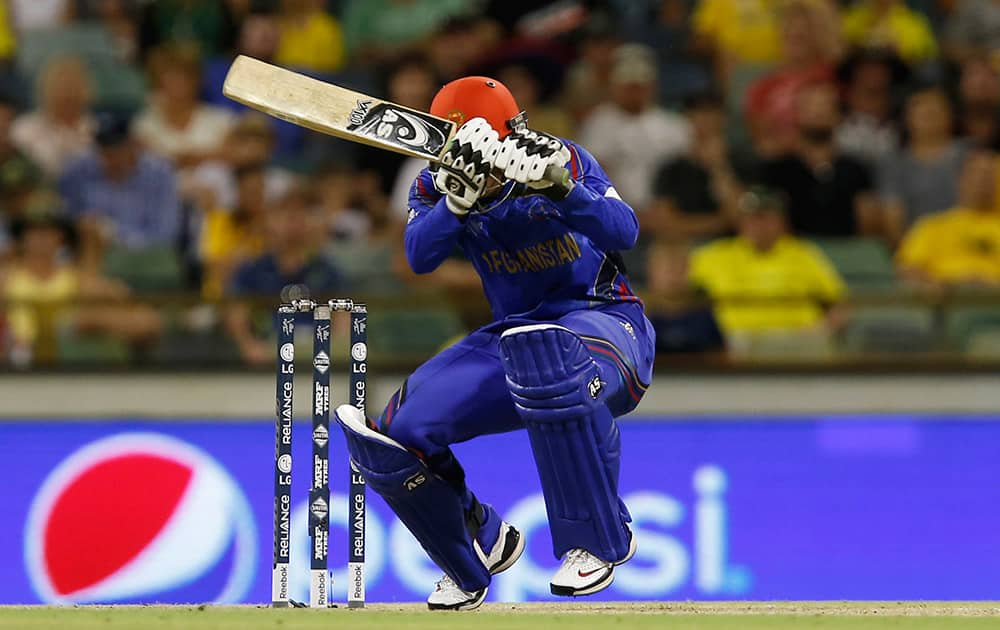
[426,575,487,611]
[427,521,524,610]
[477,520,526,574]
[550,532,637,597]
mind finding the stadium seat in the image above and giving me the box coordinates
[153,328,241,365]
[723,64,771,155]
[326,243,399,295]
[87,61,147,113]
[944,306,1000,352]
[57,332,130,365]
[367,308,464,363]
[811,238,895,289]
[841,305,936,354]
[103,246,186,293]
[17,25,111,75]
[965,330,1000,360]
[16,24,146,112]
[730,329,834,362]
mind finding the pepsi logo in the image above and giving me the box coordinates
[25,433,257,604]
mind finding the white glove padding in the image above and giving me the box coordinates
[432,117,501,215]
[493,128,572,186]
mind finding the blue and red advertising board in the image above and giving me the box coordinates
[1,416,997,604]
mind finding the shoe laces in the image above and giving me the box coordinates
[563,548,602,570]
[435,574,458,592]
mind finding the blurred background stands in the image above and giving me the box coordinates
[0,0,999,372]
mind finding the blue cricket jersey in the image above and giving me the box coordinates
[405,141,642,322]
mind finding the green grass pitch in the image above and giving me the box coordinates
[1,603,998,630]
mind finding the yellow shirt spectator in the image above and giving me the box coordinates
[0,2,15,60]
[4,266,77,345]
[841,1,937,63]
[693,0,782,65]
[200,208,266,299]
[896,207,1000,284]
[275,8,345,73]
[689,235,846,333]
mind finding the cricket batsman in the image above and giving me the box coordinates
[334,76,654,610]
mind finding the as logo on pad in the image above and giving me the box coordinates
[588,376,603,399]
[404,472,426,491]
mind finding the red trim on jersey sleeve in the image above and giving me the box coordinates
[414,176,436,206]
[567,144,581,182]
[617,279,641,303]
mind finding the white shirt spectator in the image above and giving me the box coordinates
[836,113,899,168]
[11,112,94,176]
[578,103,691,209]
[134,104,235,162]
[11,0,68,30]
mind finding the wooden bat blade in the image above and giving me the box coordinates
[223,55,455,161]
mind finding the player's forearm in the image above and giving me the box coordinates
[558,183,639,251]
[404,200,465,274]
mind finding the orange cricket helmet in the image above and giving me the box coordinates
[430,76,524,138]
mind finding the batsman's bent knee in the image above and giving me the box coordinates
[499,324,606,419]
[333,405,490,591]
[498,325,632,563]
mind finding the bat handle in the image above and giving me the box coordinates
[543,165,573,198]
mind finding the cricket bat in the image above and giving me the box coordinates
[222,55,570,188]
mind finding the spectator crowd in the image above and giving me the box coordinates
[1,0,1000,365]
